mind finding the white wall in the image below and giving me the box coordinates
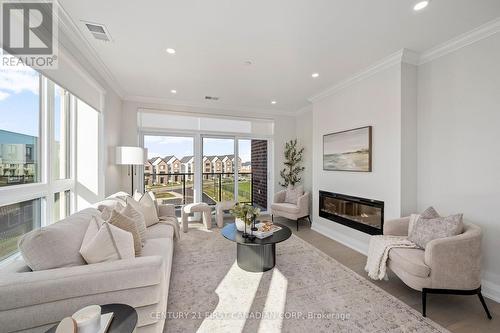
[417,33,500,299]
[120,100,297,200]
[311,63,413,252]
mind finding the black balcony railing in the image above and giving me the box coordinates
[144,172,252,206]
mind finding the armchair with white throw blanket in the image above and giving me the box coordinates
[366,211,491,320]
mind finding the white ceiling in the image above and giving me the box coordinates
[59,0,500,113]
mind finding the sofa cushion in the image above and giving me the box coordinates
[144,223,174,240]
[96,199,125,216]
[284,185,304,204]
[122,203,147,241]
[140,237,173,259]
[127,195,159,227]
[271,202,300,214]
[18,208,100,271]
[409,213,464,249]
[80,222,135,264]
[408,206,440,235]
[388,248,430,278]
[108,209,143,255]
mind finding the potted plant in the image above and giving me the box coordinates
[230,203,261,236]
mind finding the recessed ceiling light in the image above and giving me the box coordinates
[271,100,277,105]
[166,48,176,54]
[413,0,430,11]
[170,89,177,94]
[312,73,319,78]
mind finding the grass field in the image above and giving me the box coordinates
[0,236,21,261]
[203,180,252,203]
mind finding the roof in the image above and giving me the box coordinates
[180,156,193,163]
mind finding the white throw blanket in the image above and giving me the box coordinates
[365,235,418,280]
[159,216,181,239]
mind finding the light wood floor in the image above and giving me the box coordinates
[272,217,500,333]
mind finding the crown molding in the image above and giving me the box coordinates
[308,49,418,104]
[56,2,126,98]
[124,95,295,117]
[295,104,313,116]
[419,17,500,65]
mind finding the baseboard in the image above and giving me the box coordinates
[311,222,500,304]
[311,222,368,256]
[482,274,500,303]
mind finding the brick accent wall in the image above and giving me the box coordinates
[251,140,268,209]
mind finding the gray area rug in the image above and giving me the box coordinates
[165,224,449,333]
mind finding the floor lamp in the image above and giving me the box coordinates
[116,146,147,194]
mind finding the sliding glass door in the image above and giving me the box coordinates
[143,135,194,206]
[142,133,268,210]
[202,137,235,204]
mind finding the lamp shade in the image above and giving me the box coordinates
[116,146,146,165]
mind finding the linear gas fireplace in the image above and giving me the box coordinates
[319,191,384,235]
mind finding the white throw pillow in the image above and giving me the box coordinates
[79,220,135,264]
[127,193,159,227]
[284,185,304,205]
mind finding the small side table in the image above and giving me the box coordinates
[45,303,137,333]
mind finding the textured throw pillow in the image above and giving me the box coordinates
[18,208,100,271]
[121,203,147,242]
[107,209,142,255]
[284,185,304,204]
[79,221,134,264]
[127,193,159,227]
[408,206,440,234]
[408,212,464,249]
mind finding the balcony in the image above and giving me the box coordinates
[144,172,253,207]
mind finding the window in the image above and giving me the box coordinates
[53,190,70,223]
[143,135,194,206]
[0,59,101,262]
[0,198,41,261]
[0,65,40,187]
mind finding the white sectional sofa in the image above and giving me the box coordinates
[0,198,177,333]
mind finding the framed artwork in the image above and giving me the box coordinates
[323,126,372,172]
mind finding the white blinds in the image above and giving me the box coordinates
[137,110,274,136]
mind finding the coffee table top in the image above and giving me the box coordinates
[46,303,137,333]
[221,223,292,246]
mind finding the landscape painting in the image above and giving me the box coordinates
[323,126,372,172]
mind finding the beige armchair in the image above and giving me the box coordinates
[384,217,492,319]
[271,190,311,230]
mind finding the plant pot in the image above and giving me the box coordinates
[235,218,246,232]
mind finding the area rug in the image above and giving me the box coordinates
[165,224,450,333]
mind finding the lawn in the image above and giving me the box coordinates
[0,236,20,261]
[203,179,252,203]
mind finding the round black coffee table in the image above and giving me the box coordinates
[46,303,137,333]
[222,223,292,272]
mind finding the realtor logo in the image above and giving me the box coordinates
[0,0,58,68]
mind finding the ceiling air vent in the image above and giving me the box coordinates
[82,21,112,42]
[205,96,219,101]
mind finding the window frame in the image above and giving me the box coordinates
[0,74,83,264]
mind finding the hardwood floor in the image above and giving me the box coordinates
[273,217,500,333]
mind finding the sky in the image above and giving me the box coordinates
[145,136,252,162]
[0,63,40,137]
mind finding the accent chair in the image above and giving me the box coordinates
[271,190,311,230]
[384,217,492,319]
